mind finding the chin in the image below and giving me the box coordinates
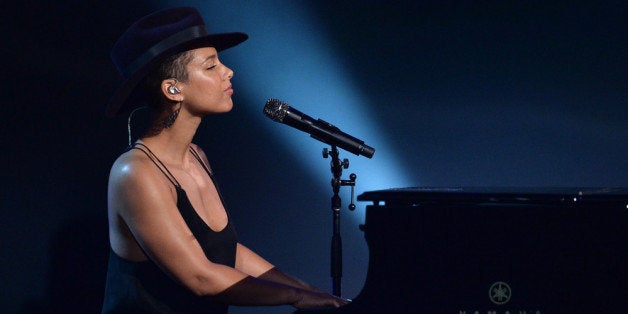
[221,104,234,113]
[204,101,233,114]
[213,106,233,115]
[223,101,234,112]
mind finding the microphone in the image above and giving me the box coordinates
[263,98,375,158]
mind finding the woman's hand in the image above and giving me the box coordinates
[293,291,351,309]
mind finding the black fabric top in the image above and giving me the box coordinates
[102,145,238,313]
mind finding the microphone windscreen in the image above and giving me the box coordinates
[263,98,290,122]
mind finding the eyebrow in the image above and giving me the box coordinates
[201,54,217,64]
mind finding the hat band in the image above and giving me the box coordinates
[122,25,208,78]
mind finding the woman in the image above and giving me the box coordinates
[102,7,349,313]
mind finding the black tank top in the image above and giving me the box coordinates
[102,144,237,314]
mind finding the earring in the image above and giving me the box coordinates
[162,100,182,129]
[168,85,180,94]
[167,79,180,94]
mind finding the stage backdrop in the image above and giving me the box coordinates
[2,1,626,313]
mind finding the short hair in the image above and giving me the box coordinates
[142,50,195,109]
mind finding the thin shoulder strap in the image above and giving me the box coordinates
[188,146,213,178]
[131,142,181,188]
[188,145,230,211]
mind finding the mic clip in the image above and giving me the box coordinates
[323,147,357,211]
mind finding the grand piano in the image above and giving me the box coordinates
[296,187,628,313]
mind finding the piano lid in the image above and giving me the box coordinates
[357,187,628,207]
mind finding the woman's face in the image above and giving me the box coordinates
[178,47,235,115]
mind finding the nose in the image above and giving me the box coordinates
[225,66,234,79]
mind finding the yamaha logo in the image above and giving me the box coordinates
[489,281,512,305]
[459,282,541,313]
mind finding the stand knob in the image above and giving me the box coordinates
[322,148,329,158]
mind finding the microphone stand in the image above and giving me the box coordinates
[323,145,356,297]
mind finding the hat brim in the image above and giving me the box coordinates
[106,32,248,118]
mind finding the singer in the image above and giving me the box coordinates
[102,7,348,313]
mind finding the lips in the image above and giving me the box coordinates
[225,84,234,95]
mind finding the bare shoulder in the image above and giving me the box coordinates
[109,149,161,188]
[108,148,176,213]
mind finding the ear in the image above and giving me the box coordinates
[161,78,182,102]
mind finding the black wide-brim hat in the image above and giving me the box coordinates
[107,7,248,117]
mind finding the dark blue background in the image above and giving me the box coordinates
[2,1,626,313]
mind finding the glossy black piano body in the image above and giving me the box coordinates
[296,187,628,313]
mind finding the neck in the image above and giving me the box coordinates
[139,114,201,165]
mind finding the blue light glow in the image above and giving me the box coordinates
[189,1,414,220]
[162,1,416,303]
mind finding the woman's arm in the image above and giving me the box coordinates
[109,151,346,309]
[109,153,248,296]
[235,243,324,292]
